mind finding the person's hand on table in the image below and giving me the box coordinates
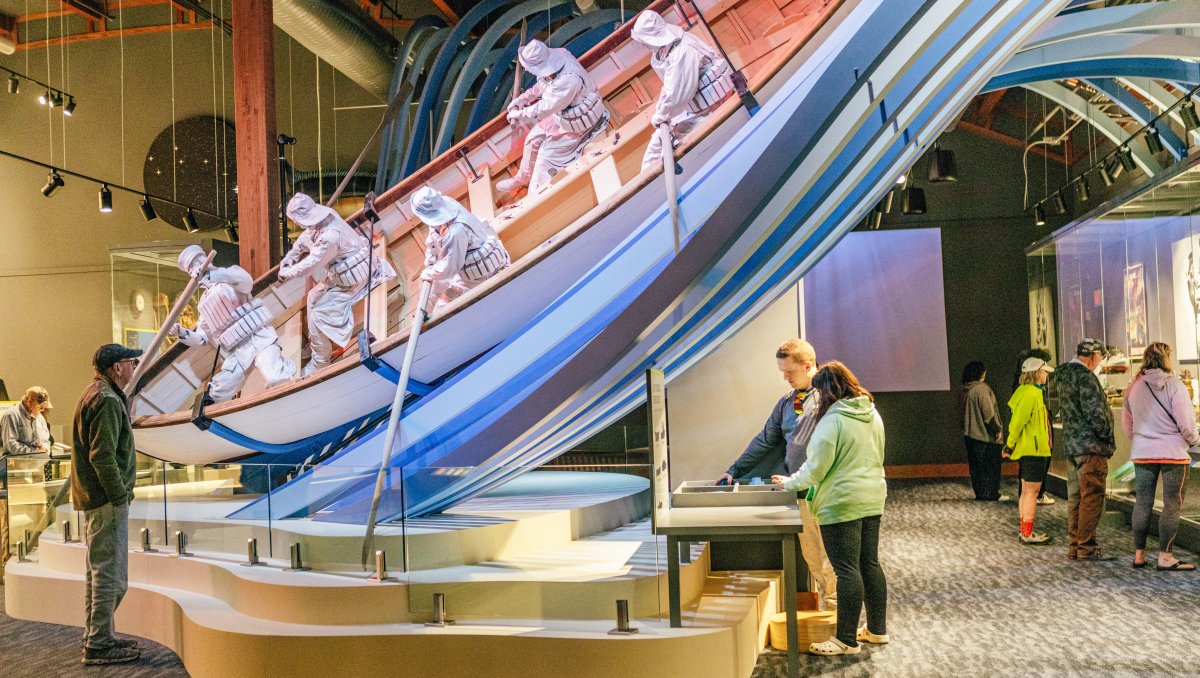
[714,472,732,486]
[770,474,789,487]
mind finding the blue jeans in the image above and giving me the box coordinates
[83,502,129,650]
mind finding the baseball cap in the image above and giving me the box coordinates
[1021,357,1054,373]
[1076,338,1107,356]
[93,343,144,372]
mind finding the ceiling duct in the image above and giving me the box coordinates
[273,0,398,99]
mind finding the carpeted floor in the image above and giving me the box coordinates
[3,478,1198,677]
[751,478,1200,677]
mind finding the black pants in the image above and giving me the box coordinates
[964,436,1002,500]
[820,514,887,646]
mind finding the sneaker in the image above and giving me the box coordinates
[82,645,139,665]
[496,178,525,193]
[856,625,889,644]
[997,494,1012,502]
[1075,551,1117,562]
[1019,532,1053,545]
[83,638,137,650]
[1037,495,1057,505]
[809,637,860,656]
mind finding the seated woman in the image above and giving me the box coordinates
[1121,342,1198,570]
[772,360,888,656]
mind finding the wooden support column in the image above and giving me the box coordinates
[232,0,281,277]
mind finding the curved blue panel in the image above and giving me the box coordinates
[984,58,1200,92]
[433,0,574,157]
[401,0,517,178]
[1085,78,1185,159]
[376,16,448,194]
[386,27,454,189]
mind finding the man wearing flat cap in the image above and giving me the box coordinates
[1,386,53,584]
[631,10,733,172]
[497,39,610,195]
[278,193,396,376]
[72,344,143,665]
[1053,338,1118,562]
[410,186,510,312]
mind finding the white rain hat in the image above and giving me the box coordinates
[286,192,337,228]
[177,244,206,274]
[410,186,457,226]
[1020,357,1054,373]
[632,11,684,48]
[519,40,566,78]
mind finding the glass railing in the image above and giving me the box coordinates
[15,455,664,624]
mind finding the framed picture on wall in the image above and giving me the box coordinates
[1124,263,1149,356]
[1029,287,1056,361]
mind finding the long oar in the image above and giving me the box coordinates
[509,20,530,158]
[125,249,218,396]
[360,280,434,569]
[658,124,682,253]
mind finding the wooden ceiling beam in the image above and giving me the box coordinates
[958,121,1068,164]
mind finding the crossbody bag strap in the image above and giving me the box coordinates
[1143,378,1189,441]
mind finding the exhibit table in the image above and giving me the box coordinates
[654,505,804,678]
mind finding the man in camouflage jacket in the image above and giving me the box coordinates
[1052,338,1116,562]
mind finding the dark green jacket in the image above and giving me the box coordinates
[71,375,137,511]
[1052,360,1115,458]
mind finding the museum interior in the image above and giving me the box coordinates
[3,1,1200,676]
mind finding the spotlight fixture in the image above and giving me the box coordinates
[901,186,926,215]
[98,184,113,213]
[1118,146,1137,173]
[38,89,49,105]
[1076,176,1090,203]
[64,96,76,116]
[1144,126,1165,155]
[1034,204,1046,227]
[49,91,63,108]
[868,210,883,230]
[1182,100,1200,131]
[41,170,64,197]
[927,143,958,183]
[1051,192,1067,216]
[7,75,18,94]
[895,174,907,186]
[1099,163,1115,187]
[183,208,200,233]
[1108,156,1124,180]
[139,196,158,222]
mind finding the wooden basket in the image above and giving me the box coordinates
[768,611,837,652]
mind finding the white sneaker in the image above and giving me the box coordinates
[857,625,889,644]
[809,637,860,656]
[496,178,524,193]
[1037,495,1057,505]
[997,494,1012,502]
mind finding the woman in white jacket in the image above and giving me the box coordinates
[1121,342,1198,570]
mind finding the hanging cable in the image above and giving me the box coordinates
[119,0,126,185]
[170,0,178,202]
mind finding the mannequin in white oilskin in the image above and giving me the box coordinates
[277,193,396,376]
[412,186,510,312]
[497,39,610,195]
[632,10,733,172]
[170,246,296,402]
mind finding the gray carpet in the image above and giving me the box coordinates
[752,479,1200,677]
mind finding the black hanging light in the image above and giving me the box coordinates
[1034,204,1046,227]
[1118,145,1137,172]
[41,170,64,197]
[880,188,895,214]
[224,221,239,243]
[927,143,958,183]
[64,96,77,116]
[1099,163,1115,187]
[1051,192,1067,215]
[7,75,18,94]
[98,184,113,213]
[139,196,158,222]
[1181,99,1200,131]
[49,91,64,108]
[1076,176,1091,203]
[901,186,926,215]
[868,210,883,230]
[1108,156,1124,180]
[183,208,200,233]
[38,89,50,105]
[1144,126,1165,155]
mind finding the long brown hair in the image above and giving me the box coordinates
[1138,342,1172,376]
[813,360,873,419]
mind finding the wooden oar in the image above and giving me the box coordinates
[509,20,530,157]
[125,250,218,396]
[658,124,682,253]
[360,280,434,570]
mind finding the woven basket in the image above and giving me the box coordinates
[768,611,837,652]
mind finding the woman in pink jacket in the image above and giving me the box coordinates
[1121,342,1198,571]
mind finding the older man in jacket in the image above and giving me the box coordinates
[1053,338,1117,562]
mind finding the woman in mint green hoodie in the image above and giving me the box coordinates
[772,361,887,656]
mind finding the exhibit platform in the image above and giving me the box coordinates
[5,471,784,677]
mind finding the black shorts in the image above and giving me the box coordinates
[1018,456,1050,482]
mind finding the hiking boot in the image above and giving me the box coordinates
[1019,531,1052,545]
[857,625,889,644]
[82,645,139,665]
